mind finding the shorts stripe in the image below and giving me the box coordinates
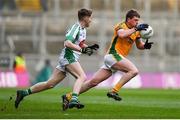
[64,48,76,64]
[112,53,122,61]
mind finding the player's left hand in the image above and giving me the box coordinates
[88,44,99,51]
[144,39,153,49]
[81,47,93,56]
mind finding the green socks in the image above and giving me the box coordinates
[70,93,78,102]
[27,88,32,94]
[21,88,32,97]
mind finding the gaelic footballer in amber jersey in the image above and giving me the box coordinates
[108,22,140,57]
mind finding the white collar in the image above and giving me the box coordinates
[77,21,85,29]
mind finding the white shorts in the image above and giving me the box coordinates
[101,54,124,72]
[56,48,80,73]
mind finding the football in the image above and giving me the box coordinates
[140,25,154,39]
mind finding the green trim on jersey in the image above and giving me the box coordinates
[109,36,118,54]
[109,36,122,61]
[65,24,79,42]
[112,52,122,61]
[64,48,76,64]
[66,36,75,41]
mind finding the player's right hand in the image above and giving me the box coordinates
[135,23,149,31]
[81,47,93,56]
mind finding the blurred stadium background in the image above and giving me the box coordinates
[0,0,180,88]
[1,0,180,119]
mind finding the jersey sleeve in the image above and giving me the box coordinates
[135,31,141,40]
[79,29,86,42]
[114,23,123,31]
[65,24,80,42]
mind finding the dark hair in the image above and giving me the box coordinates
[78,8,92,20]
[125,9,140,22]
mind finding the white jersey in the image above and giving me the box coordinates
[65,22,86,54]
[56,22,87,72]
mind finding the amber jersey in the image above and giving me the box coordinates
[107,22,140,57]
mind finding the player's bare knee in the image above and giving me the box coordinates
[78,74,87,81]
[131,69,139,77]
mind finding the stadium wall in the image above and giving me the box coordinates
[1,71,180,89]
[92,72,180,89]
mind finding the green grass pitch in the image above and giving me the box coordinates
[0,87,180,119]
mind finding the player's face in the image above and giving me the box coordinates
[128,16,139,27]
[83,16,92,27]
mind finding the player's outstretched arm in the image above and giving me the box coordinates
[65,40,99,56]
